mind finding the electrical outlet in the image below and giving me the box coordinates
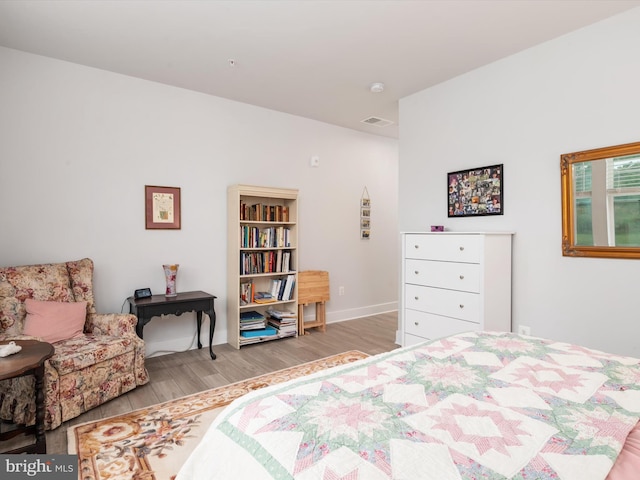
[338,286,345,296]
[518,325,531,336]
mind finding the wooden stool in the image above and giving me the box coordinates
[297,270,330,335]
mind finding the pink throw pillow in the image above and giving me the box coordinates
[23,299,87,344]
[607,421,640,479]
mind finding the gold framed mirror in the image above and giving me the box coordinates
[561,141,640,259]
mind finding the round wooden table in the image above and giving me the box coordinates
[0,339,54,454]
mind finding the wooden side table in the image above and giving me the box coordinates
[128,290,217,359]
[0,339,54,454]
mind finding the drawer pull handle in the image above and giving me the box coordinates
[414,244,419,249]
[414,270,419,275]
[459,275,464,280]
[414,296,419,300]
[459,246,465,251]
[414,322,419,326]
[459,304,464,309]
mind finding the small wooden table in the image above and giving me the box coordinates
[128,290,217,359]
[297,271,330,335]
[0,339,54,454]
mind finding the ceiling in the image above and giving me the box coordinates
[1,1,638,139]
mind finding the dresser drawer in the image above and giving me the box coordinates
[404,234,481,263]
[404,284,480,322]
[405,309,480,340]
[405,259,480,293]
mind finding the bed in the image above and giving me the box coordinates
[176,331,640,479]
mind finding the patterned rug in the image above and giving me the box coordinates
[68,350,368,480]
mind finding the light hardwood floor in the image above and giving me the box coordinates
[47,311,399,453]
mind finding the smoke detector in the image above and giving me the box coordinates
[369,82,385,93]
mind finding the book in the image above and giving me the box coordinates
[266,308,297,319]
[253,291,275,304]
[268,320,297,333]
[282,252,291,272]
[270,279,282,298]
[240,310,265,321]
[240,321,266,330]
[282,274,295,300]
[268,315,297,326]
[240,326,277,338]
[254,298,277,304]
[240,281,254,305]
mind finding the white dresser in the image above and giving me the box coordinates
[401,232,513,346]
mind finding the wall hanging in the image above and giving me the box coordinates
[448,164,503,217]
[361,187,371,238]
[145,185,181,229]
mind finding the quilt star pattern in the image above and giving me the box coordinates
[176,332,640,480]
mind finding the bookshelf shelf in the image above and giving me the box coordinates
[239,271,297,278]
[239,301,291,310]
[227,184,299,349]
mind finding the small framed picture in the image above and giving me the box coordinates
[448,164,503,217]
[145,185,181,229]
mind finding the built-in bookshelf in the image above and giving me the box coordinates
[227,184,299,349]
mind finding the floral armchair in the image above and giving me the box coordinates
[0,258,149,430]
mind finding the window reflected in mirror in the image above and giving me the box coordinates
[561,141,640,259]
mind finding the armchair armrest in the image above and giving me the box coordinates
[0,333,46,342]
[86,313,138,337]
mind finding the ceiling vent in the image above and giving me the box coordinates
[361,116,394,127]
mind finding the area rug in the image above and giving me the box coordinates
[68,350,368,480]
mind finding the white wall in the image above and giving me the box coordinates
[399,8,640,357]
[0,46,398,356]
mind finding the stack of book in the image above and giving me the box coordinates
[254,291,276,304]
[266,308,297,335]
[239,310,266,331]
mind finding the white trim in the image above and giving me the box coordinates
[146,303,399,357]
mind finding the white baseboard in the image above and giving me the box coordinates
[144,315,227,358]
[321,301,398,324]
[145,302,399,357]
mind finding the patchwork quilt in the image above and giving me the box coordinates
[176,332,640,479]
